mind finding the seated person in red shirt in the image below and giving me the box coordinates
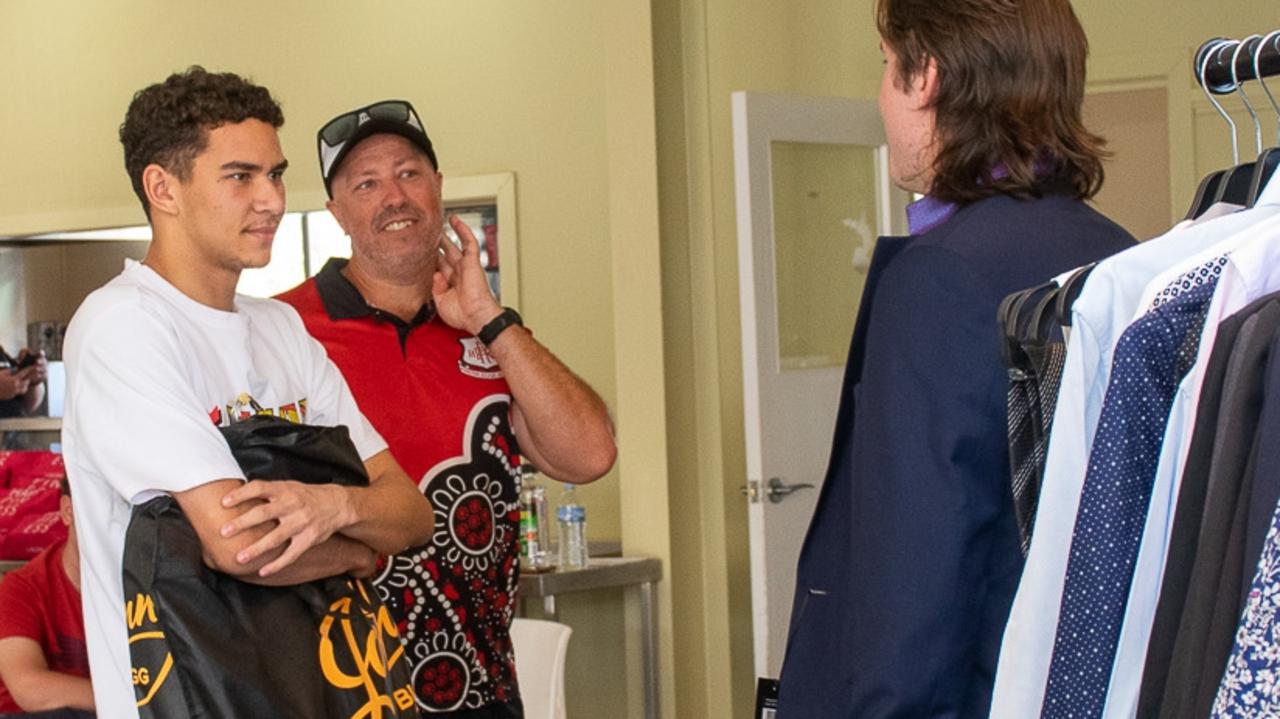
[0,478,93,718]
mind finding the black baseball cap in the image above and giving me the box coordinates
[317,99,438,197]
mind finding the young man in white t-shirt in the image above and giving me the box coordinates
[61,66,435,718]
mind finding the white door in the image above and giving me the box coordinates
[733,91,909,679]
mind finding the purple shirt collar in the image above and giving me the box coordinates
[906,195,958,235]
[905,157,1058,236]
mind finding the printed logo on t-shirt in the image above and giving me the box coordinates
[206,393,308,426]
[457,338,504,380]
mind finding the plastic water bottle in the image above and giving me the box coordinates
[557,485,589,569]
[519,466,551,572]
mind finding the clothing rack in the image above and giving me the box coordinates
[1197,33,1280,94]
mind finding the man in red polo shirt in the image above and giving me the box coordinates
[277,100,616,718]
[0,478,93,718]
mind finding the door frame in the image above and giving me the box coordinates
[1086,49,1196,228]
[732,90,908,678]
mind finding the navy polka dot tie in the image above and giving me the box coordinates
[1041,278,1218,718]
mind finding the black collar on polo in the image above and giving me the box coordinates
[314,257,435,351]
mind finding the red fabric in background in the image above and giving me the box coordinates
[0,452,67,559]
[0,451,64,489]
[1,511,66,560]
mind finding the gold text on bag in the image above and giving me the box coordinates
[319,578,416,716]
[126,592,174,707]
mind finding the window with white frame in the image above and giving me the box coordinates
[24,173,517,309]
[240,204,499,298]
[33,203,502,301]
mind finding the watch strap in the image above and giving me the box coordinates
[477,307,523,346]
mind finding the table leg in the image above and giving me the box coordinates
[543,594,558,620]
[640,580,658,719]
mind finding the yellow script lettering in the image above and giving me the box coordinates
[318,583,409,719]
[126,594,158,631]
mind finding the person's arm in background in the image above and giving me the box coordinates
[0,637,95,712]
[14,351,47,414]
[433,215,616,483]
[0,371,29,404]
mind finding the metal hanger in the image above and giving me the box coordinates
[1186,38,1236,219]
[1248,30,1280,206]
[1210,37,1259,207]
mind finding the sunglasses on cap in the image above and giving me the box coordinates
[316,99,437,189]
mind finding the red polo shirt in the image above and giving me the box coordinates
[277,259,523,716]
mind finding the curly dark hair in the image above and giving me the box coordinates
[877,0,1106,204]
[119,66,284,218]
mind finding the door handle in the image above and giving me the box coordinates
[767,477,815,504]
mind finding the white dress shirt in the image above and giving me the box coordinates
[1102,213,1280,719]
[990,189,1280,718]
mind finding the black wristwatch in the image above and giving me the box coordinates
[477,307,523,346]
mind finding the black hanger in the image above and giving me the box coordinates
[999,281,1055,371]
[1247,147,1280,206]
[997,291,1024,351]
[1213,161,1258,206]
[1185,170,1227,220]
[999,284,1042,370]
[1027,282,1068,347]
[1054,263,1097,328]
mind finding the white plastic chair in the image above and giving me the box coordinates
[510,617,573,719]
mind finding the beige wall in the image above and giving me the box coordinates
[5,1,1280,717]
[1085,88,1173,241]
[0,1,651,715]
[0,3,629,515]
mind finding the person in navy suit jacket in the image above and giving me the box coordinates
[775,1,1135,716]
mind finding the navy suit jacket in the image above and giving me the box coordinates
[776,189,1134,718]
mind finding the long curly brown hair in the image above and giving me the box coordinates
[877,0,1107,204]
[119,66,284,218]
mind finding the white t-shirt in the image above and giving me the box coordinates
[61,260,387,718]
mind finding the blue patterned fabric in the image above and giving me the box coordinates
[1214,472,1280,717]
[1040,279,1218,718]
[1150,256,1229,310]
[1103,254,1232,718]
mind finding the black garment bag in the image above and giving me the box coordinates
[123,415,419,719]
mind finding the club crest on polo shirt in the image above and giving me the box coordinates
[457,338,503,380]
